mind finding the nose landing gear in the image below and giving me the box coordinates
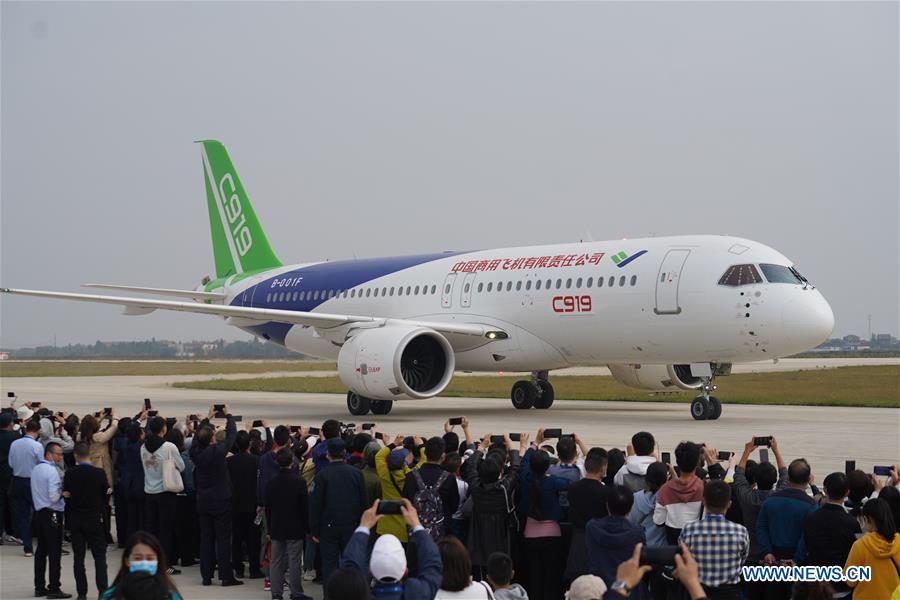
[690,379,722,420]
[510,371,555,410]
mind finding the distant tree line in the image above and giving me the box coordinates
[5,337,301,359]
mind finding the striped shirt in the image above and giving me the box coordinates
[679,513,749,587]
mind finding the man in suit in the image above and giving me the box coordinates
[309,438,367,582]
[265,447,312,600]
[63,442,109,600]
[228,429,263,579]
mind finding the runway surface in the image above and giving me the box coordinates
[1,360,899,599]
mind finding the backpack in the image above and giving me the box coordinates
[411,469,450,540]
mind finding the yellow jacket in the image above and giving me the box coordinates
[845,531,900,600]
[81,419,118,487]
[374,445,425,541]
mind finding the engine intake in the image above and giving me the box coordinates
[338,326,455,401]
[607,363,704,392]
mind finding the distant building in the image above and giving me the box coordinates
[0,352,9,360]
[843,334,861,344]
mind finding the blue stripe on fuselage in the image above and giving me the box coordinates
[234,251,466,345]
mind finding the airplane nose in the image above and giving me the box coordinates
[781,292,835,349]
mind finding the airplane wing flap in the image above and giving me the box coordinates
[83,283,226,302]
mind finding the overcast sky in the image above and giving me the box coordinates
[2,1,897,348]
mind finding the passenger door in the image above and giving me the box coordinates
[655,249,690,314]
[460,273,476,308]
[441,273,458,308]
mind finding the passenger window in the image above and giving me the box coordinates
[556,279,562,289]
[576,277,582,288]
[406,286,411,295]
[373,288,379,297]
[506,281,512,292]
[294,292,299,301]
[464,283,470,293]
[477,283,483,293]
[399,287,404,296]
[536,280,542,290]
[312,291,318,300]
[365,289,371,297]
[525,280,532,291]
[444,284,450,294]
[350,289,355,298]
[660,272,666,283]
[597,277,603,288]
[718,264,763,286]
[566,278,572,289]
[608,277,615,287]
[516,281,522,291]
[586,277,593,288]
[487,282,493,292]
[630,275,637,286]
[619,276,626,287]
[266,293,271,302]
[546,279,551,290]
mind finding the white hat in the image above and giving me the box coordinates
[17,406,33,421]
[369,534,406,582]
[565,574,608,599]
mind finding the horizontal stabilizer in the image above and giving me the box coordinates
[83,284,225,302]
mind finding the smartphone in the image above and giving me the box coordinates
[375,432,384,440]
[104,407,112,415]
[144,398,151,410]
[290,425,301,433]
[661,452,671,465]
[188,414,198,421]
[7,392,15,398]
[376,500,404,515]
[640,545,680,567]
[449,417,463,426]
[490,435,505,444]
[308,427,320,436]
[362,423,375,430]
[509,433,521,442]
[344,423,356,429]
[252,419,264,428]
[759,449,769,464]
[148,410,158,417]
[231,415,242,422]
[874,465,893,476]
[753,436,772,447]
[543,428,562,439]
[30,402,42,408]
[165,417,176,428]
[845,460,856,474]
[717,451,732,461]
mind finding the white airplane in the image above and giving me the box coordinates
[2,141,835,419]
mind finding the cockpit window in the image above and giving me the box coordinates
[760,263,807,285]
[718,264,762,287]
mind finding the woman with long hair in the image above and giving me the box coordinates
[518,447,570,600]
[844,498,900,599]
[79,410,119,544]
[100,531,182,600]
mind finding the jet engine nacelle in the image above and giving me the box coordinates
[607,363,704,392]
[338,326,455,401]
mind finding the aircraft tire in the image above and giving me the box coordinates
[370,399,393,415]
[533,380,555,409]
[707,397,722,420]
[347,391,371,416]
[690,396,709,421]
[511,380,536,410]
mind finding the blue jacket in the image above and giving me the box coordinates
[586,516,647,599]
[629,489,666,548]
[256,448,299,506]
[340,527,442,600]
[756,487,818,556]
[518,448,571,522]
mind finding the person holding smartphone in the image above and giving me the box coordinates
[678,480,749,600]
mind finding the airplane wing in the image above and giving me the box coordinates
[82,284,226,302]
[0,288,502,339]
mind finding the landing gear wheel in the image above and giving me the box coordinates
[370,399,393,415]
[511,380,537,410]
[347,391,371,416]
[533,380,555,409]
[690,396,709,421]
[707,397,722,420]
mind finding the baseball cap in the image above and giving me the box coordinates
[565,574,608,599]
[369,534,407,582]
[387,448,410,470]
[17,406,33,421]
[327,437,346,456]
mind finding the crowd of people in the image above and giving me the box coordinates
[0,396,899,600]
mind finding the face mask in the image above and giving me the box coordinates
[129,560,158,576]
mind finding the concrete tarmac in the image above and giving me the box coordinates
[0,359,898,600]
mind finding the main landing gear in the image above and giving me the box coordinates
[690,378,722,421]
[346,391,393,416]
[510,371,555,410]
